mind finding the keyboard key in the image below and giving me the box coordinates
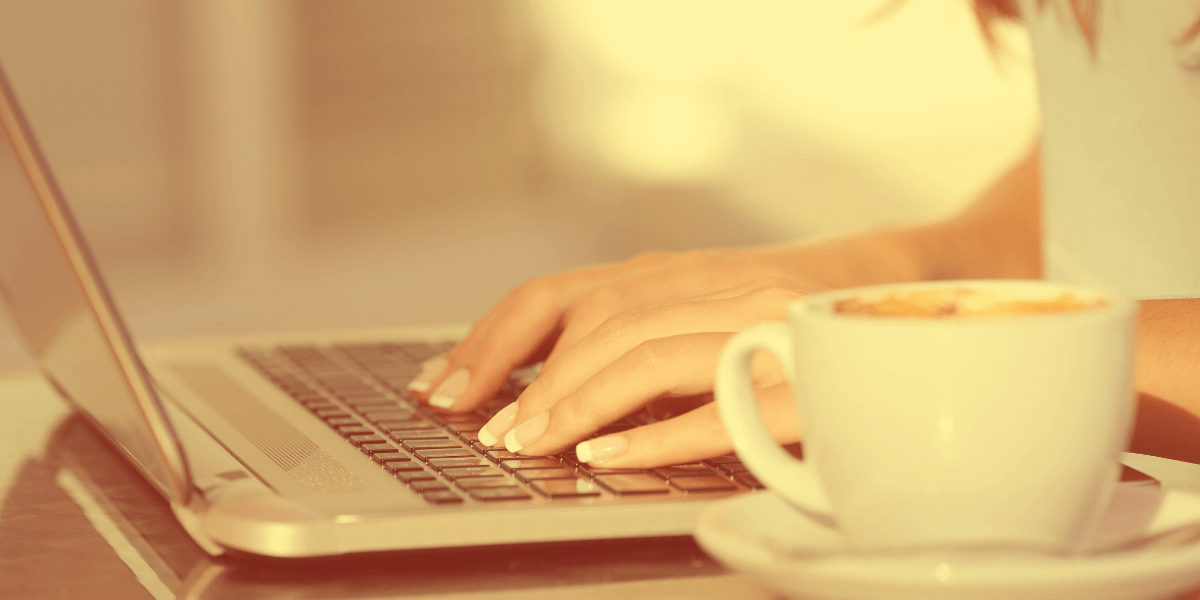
[529,478,602,499]
[371,451,410,463]
[400,438,459,452]
[361,410,417,423]
[414,448,476,460]
[446,422,485,433]
[361,443,399,455]
[337,426,375,436]
[428,457,488,470]
[735,473,764,490]
[343,393,394,403]
[515,467,577,482]
[323,375,373,386]
[382,460,425,473]
[395,470,436,483]
[348,434,386,446]
[438,413,489,424]
[299,398,337,409]
[708,454,741,464]
[376,418,431,430]
[668,475,738,493]
[453,476,513,490]
[441,466,504,479]
[365,367,415,380]
[334,389,382,400]
[388,429,447,441]
[304,365,351,376]
[713,461,750,476]
[468,487,532,502]
[485,449,523,461]
[410,480,450,492]
[347,400,398,411]
[594,474,671,496]
[653,463,717,479]
[577,465,646,477]
[499,458,562,471]
[326,417,362,427]
[421,490,464,505]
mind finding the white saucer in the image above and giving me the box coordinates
[695,481,1200,600]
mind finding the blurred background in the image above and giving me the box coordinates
[0,0,1037,368]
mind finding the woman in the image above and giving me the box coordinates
[409,0,1200,468]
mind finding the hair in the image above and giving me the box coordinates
[972,0,1097,52]
[972,0,1200,53]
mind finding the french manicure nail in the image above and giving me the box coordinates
[576,435,628,463]
[429,368,469,408]
[406,355,449,393]
[478,401,519,447]
[504,411,549,453]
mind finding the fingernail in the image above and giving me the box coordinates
[429,368,469,408]
[478,401,519,447]
[406,355,449,393]
[504,411,549,453]
[576,435,627,463]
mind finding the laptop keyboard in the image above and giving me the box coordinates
[238,342,762,506]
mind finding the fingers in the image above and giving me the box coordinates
[406,253,674,411]
[477,283,805,455]
[498,283,806,440]
[504,332,738,455]
[579,383,800,469]
[427,281,565,411]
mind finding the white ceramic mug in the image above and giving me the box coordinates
[714,279,1137,552]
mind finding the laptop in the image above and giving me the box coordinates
[0,62,759,557]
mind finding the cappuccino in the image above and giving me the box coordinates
[834,288,1102,318]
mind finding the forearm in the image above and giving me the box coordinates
[763,146,1043,289]
[1136,299,1200,415]
[1126,299,1200,462]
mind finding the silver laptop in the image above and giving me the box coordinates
[0,63,758,557]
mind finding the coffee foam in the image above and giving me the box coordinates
[834,288,1103,318]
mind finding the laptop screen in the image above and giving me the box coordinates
[0,64,191,504]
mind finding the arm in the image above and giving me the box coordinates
[1129,299,1200,463]
[409,147,1053,467]
[408,147,1044,415]
[759,145,1043,289]
[1138,299,1200,415]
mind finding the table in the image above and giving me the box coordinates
[0,371,780,600]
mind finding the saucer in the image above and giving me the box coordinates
[694,481,1200,600]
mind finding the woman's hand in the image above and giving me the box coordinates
[406,248,804,412]
[475,277,823,468]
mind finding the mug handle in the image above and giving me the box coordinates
[715,321,833,517]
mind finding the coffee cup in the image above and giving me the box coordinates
[714,279,1136,552]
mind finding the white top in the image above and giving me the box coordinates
[1022,0,1200,298]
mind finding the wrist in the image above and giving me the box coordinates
[761,226,939,289]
